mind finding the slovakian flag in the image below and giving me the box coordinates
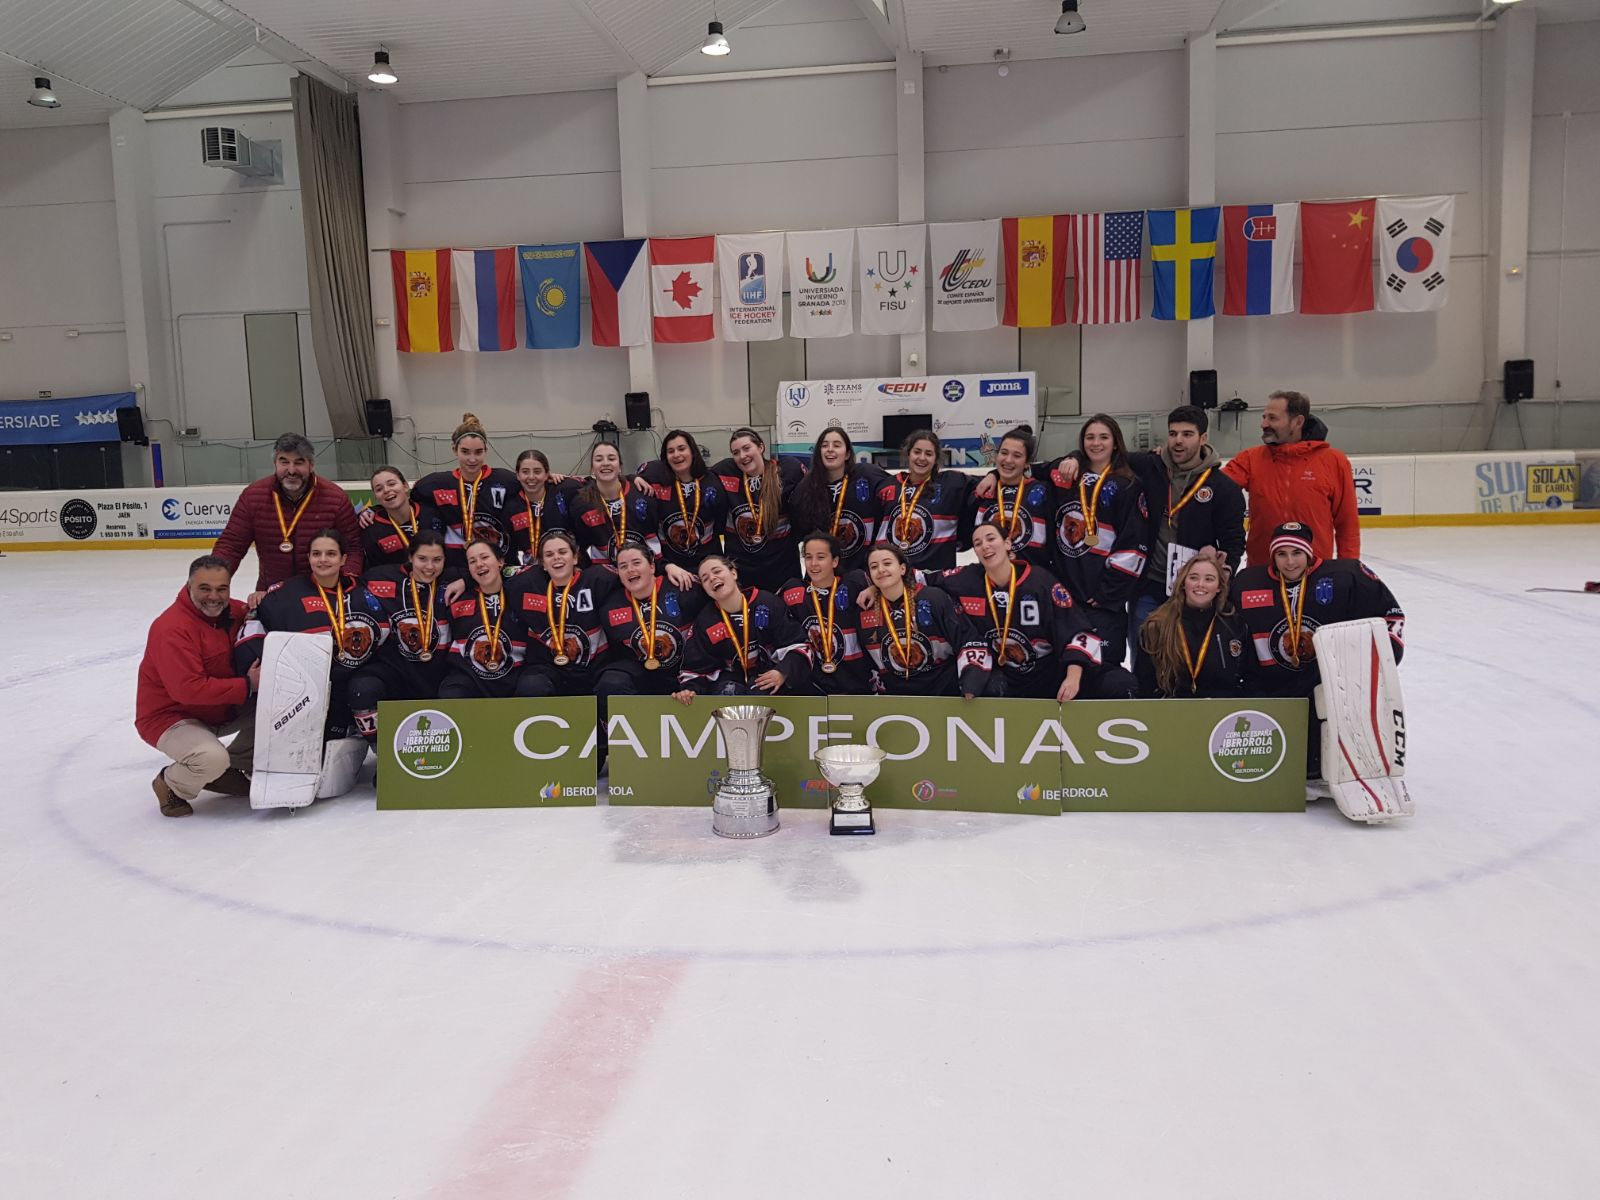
[1068,211,1143,325]
[1301,200,1375,314]
[517,243,582,349]
[1376,195,1454,313]
[584,238,649,347]
[450,248,517,351]
[650,236,715,343]
[1149,207,1220,321]
[1002,215,1070,327]
[390,249,453,352]
[1222,203,1298,316]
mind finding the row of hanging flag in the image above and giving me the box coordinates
[388,195,1455,352]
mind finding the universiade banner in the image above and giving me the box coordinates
[376,695,1308,814]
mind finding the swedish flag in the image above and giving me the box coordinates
[1149,207,1220,321]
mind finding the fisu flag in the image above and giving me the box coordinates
[1376,195,1455,313]
[716,233,784,341]
[787,229,854,338]
[857,224,926,335]
[929,220,1000,331]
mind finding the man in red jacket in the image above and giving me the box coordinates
[137,555,260,817]
[212,432,363,600]
[1222,390,1360,567]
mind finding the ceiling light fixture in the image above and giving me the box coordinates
[702,21,731,56]
[28,77,62,109]
[1054,1,1087,35]
[367,49,398,85]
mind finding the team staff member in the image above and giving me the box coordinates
[213,432,363,595]
[362,465,444,570]
[674,555,812,700]
[508,449,580,570]
[877,429,973,571]
[633,430,726,574]
[440,537,526,698]
[412,413,520,567]
[788,429,891,573]
[859,545,985,698]
[711,428,806,593]
[1135,548,1248,699]
[1223,390,1360,565]
[968,425,1054,570]
[347,531,453,745]
[781,533,872,695]
[138,554,258,818]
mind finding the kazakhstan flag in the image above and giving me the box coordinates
[1149,207,1220,321]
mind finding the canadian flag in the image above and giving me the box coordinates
[650,236,715,343]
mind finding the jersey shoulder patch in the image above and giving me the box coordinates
[959,595,987,617]
[1051,582,1073,608]
[450,599,477,618]
[1240,589,1274,609]
[783,586,806,606]
[366,580,398,599]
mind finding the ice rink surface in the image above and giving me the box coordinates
[2,526,1598,1199]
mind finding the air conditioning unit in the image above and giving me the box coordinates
[200,126,281,180]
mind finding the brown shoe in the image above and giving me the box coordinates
[154,771,193,818]
[204,768,251,797]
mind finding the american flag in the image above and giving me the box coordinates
[1070,211,1143,324]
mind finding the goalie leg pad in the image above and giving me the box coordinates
[316,738,368,799]
[1310,618,1413,825]
[250,632,334,811]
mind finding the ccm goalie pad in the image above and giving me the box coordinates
[1312,618,1412,824]
[250,632,366,810]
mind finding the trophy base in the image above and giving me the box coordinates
[829,806,876,836]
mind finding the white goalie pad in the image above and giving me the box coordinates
[1312,618,1413,825]
[250,632,333,811]
[315,738,367,799]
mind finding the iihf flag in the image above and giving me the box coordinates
[1222,203,1298,316]
[1377,195,1454,313]
[450,248,517,351]
[583,238,650,347]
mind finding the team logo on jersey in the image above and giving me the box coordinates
[831,511,869,557]
[1196,487,1213,503]
[335,612,381,667]
[1228,638,1243,657]
[1050,582,1073,609]
[991,627,1036,671]
[393,610,438,658]
[1315,577,1335,605]
[1267,616,1321,670]
[631,625,682,667]
[466,629,516,678]
[541,628,593,669]
[1054,503,1093,558]
[881,628,931,674]
[728,502,766,548]
[888,503,934,558]
[662,512,700,552]
[467,515,508,552]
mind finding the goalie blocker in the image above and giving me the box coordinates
[249,631,366,810]
[1312,618,1412,824]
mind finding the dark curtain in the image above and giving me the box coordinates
[291,75,377,439]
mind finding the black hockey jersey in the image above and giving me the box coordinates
[569,488,664,568]
[927,562,1103,687]
[444,585,527,694]
[360,503,446,570]
[414,467,520,564]
[875,469,973,571]
[601,578,708,679]
[711,456,806,587]
[637,462,728,572]
[358,564,453,687]
[679,588,813,694]
[857,583,986,697]
[780,573,873,695]
[505,481,582,569]
[1132,604,1250,699]
[506,564,620,677]
[967,477,1054,570]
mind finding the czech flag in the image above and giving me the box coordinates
[1222,203,1298,316]
[1002,215,1070,327]
[584,238,650,347]
[390,249,453,352]
[450,248,517,351]
[1149,207,1220,322]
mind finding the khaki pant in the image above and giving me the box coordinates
[155,706,256,801]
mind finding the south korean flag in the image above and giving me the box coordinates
[1377,196,1454,313]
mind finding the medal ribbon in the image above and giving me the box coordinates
[1168,466,1215,527]
[995,481,1024,542]
[986,566,1018,666]
[315,578,347,648]
[897,474,929,544]
[479,589,505,666]
[524,494,542,558]
[458,470,483,542]
[742,473,764,540]
[718,592,752,673]
[274,481,317,549]
[809,584,837,668]
[408,573,436,655]
[1181,611,1220,692]
[1079,469,1110,543]
[603,490,629,552]
[383,503,417,550]
[676,479,701,546]
[1279,574,1308,667]
[878,589,916,676]
[546,575,576,659]
[829,474,849,539]
[630,579,661,662]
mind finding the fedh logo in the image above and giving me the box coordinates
[1208,710,1287,783]
[392,710,462,780]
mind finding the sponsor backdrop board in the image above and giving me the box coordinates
[377,698,597,810]
[776,373,1036,465]
[605,696,831,809]
[0,392,137,445]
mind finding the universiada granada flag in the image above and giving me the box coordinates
[450,248,516,351]
[390,249,453,352]
[1002,215,1070,327]
[1301,200,1375,314]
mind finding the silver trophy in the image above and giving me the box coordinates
[709,705,780,838]
[815,744,886,836]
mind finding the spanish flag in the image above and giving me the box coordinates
[390,249,454,352]
[1002,215,1070,327]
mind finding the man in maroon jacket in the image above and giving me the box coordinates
[212,432,363,600]
[137,555,261,817]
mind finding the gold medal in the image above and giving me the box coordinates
[718,593,753,675]
[821,661,838,674]
[644,657,661,671]
[273,481,316,555]
[1078,468,1110,550]
[1083,529,1099,547]
[419,650,433,662]
[546,575,577,668]
[553,653,571,666]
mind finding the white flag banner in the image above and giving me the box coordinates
[1376,195,1454,313]
[786,229,854,338]
[715,233,784,341]
[856,224,926,335]
[929,220,1001,331]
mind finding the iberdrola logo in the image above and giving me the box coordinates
[1208,711,1287,783]
[392,710,462,780]
[540,782,563,800]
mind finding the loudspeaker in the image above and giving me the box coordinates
[1188,369,1219,410]
[625,391,652,431]
[364,398,394,438]
[1504,359,1534,404]
[116,406,147,444]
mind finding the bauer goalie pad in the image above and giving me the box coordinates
[1312,618,1412,825]
[250,631,333,811]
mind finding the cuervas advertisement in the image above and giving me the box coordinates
[777,372,1036,466]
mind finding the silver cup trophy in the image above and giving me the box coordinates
[709,705,780,838]
[815,744,887,836]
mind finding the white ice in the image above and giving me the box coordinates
[2,526,1598,1200]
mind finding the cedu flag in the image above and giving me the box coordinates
[716,233,784,341]
[1068,211,1143,325]
[1002,216,1069,327]
[390,249,453,352]
[857,224,926,335]
[787,229,854,338]
[517,243,581,349]
[583,238,649,347]
[650,236,715,343]
[1301,200,1375,314]
[450,248,517,351]
[1377,196,1454,313]
[1149,207,1220,322]
[929,220,999,331]
[1222,203,1298,316]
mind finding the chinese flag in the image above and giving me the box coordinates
[1300,200,1375,314]
[1002,215,1070,327]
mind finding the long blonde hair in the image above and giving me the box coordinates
[1138,547,1234,696]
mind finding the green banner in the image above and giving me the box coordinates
[377,697,598,809]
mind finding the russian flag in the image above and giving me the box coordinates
[1222,203,1298,316]
[450,248,517,351]
[584,238,650,347]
